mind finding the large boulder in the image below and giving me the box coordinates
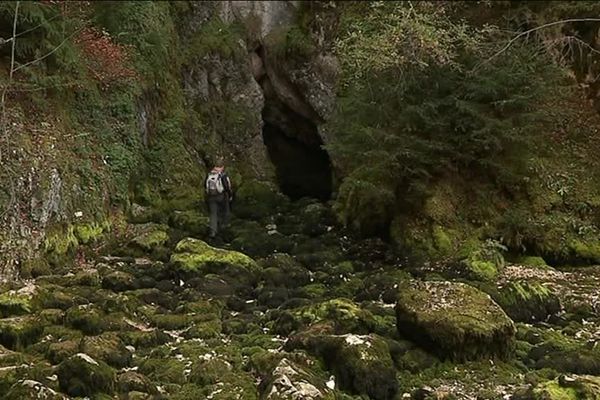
[263,357,336,400]
[0,316,44,350]
[57,353,116,397]
[128,223,170,254]
[80,333,133,368]
[395,280,516,360]
[230,220,295,257]
[170,238,260,286]
[259,253,311,288]
[0,289,33,317]
[519,325,600,375]
[481,280,561,323]
[287,330,397,400]
[286,298,379,335]
[231,180,289,221]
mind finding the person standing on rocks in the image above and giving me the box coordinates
[205,156,233,240]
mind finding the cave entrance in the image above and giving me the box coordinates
[262,106,332,201]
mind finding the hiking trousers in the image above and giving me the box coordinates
[207,194,230,237]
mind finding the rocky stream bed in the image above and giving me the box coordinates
[1,184,600,400]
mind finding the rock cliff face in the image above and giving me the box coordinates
[0,1,339,278]
[179,0,337,181]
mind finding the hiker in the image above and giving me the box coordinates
[205,156,233,239]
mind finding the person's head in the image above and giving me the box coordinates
[214,155,225,169]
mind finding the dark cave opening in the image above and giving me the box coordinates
[262,117,332,201]
[255,46,333,201]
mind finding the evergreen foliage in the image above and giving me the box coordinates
[326,1,569,236]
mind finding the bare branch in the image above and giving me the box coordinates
[12,27,82,73]
[0,0,19,162]
[9,2,19,80]
[473,18,600,72]
[14,12,60,38]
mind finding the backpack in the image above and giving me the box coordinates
[205,171,225,195]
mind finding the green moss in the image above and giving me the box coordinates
[232,180,289,221]
[459,239,506,281]
[131,228,169,252]
[65,305,105,335]
[289,333,397,400]
[533,381,577,400]
[149,313,190,330]
[119,329,170,349]
[169,210,209,235]
[171,238,259,277]
[298,283,328,299]
[38,309,65,325]
[44,225,79,256]
[184,320,222,340]
[57,353,116,397]
[5,379,65,400]
[518,256,550,268]
[432,225,455,255]
[293,298,377,334]
[468,260,498,281]
[74,221,109,244]
[568,239,600,263]
[482,281,560,322]
[0,293,31,317]
[0,317,44,350]
[47,340,80,364]
[137,357,186,384]
[71,270,101,287]
[117,371,157,395]
[184,18,243,61]
[81,333,132,368]
[395,280,515,361]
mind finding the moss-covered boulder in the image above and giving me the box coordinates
[57,353,116,396]
[46,340,80,364]
[288,331,397,400]
[117,371,157,395]
[515,375,600,400]
[388,339,439,373]
[119,329,170,350]
[0,316,44,350]
[102,271,136,292]
[0,291,32,317]
[520,325,600,375]
[263,357,336,400]
[355,269,411,303]
[233,180,289,221]
[289,298,378,335]
[5,379,67,400]
[170,238,260,286]
[230,220,295,258]
[298,201,336,237]
[129,223,169,252]
[81,333,132,368]
[395,280,516,360]
[169,209,210,235]
[70,269,101,287]
[137,356,187,385]
[259,253,311,288]
[482,280,561,323]
[65,304,106,335]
